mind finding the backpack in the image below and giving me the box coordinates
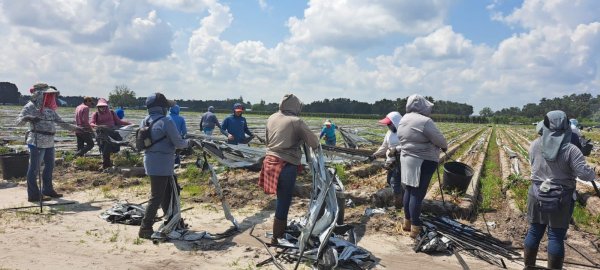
[135,116,167,151]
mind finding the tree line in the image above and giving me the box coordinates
[479,93,600,125]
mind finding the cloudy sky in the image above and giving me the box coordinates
[0,0,599,113]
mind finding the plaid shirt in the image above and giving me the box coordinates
[258,155,287,194]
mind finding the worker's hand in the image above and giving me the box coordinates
[227,134,234,141]
[22,116,41,123]
[441,147,448,152]
[367,155,376,162]
[387,147,397,158]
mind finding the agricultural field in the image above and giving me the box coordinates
[1,105,600,269]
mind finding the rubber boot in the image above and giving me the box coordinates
[138,226,154,239]
[402,218,411,232]
[522,247,538,269]
[547,254,564,270]
[271,218,286,244]
[394,193,403,209]
[409,225,422,239]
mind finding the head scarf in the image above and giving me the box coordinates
[540,110,572,161]
[42,93,58,111]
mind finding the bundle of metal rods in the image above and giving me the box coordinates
[421,215,521,268]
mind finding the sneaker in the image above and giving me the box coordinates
[42,191,63,198]
[138,228,154,239]
[28,197,52,202]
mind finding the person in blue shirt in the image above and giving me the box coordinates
[221,103,253,144]
[167,104,187,166]
[115,107,125,120]
[319,119,337,146]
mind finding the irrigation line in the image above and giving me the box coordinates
[565,241,600,267]
[0,201,76,211]
[249,225,286,270]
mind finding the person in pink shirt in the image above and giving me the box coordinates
[90,98,131,169]
[74,96,95,156]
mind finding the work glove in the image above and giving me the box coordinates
[227,134,234,141]
[387,147,399,158]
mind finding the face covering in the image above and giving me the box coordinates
[388,124,397,133]
[42,93,58,111]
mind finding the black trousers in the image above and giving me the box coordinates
[75,132,94,156]
[141,175,173,230]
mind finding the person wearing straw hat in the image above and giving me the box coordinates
[396,94,447,238]
[90,98,131,169]
[16,83,80,202]
[319,119,337,146]
[523,110,595,270]
[370,111,403,209]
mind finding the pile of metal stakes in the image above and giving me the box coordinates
[415,215,521,269]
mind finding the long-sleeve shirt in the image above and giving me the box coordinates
[221,114,253,144]
[200,111,222,130]
[396,112,447,162]
[142,107,190,176]
[75,103,92,134]
[16,101,75,148]
[90,110,130,128]
[529,138,595,189]
[319,125,336,140]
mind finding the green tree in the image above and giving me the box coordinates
[479,107,494,117]
[108,84,137,108]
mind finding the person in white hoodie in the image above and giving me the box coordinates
[370,111,403,208]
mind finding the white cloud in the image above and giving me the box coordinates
[499,0,600,29]
[287,0,449,50]
[147,0,213,12]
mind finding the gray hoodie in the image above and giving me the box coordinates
[396,94,447,162]
[265,94,319,165]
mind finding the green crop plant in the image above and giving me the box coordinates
[333,163,348,185]
[0,146,12,155]
[60,151,77,164]
[507,174,529,212]
[113,150,143,167]
[73,156,101,171]
[479,128,503,212]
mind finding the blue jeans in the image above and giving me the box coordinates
[524,223,568,257]
[26,145,56,199]
[387,166,403,195]
[403,160,438,226]
[275,164,297,220]
[325,139,336,146]
[202,128,214,136]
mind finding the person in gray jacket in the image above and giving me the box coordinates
[199,106,223,136]
[396,94,447,238]
[523,110,595,270]
[17,83,80,202]
[138,93,193,239]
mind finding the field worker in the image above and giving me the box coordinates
[74,96,95,156]
[222,103,254,144]
[524,111,595,270]
[200,106,222,136]
[139,93,195,239]
[90,98,131,169]
[115,107,125,120]
[17,83,80,202]
[167,104,187,166]
[259,94,319,244]
[569,118,582,137]
[319,119,337,146]
[370,111,403,209]
[396,94,447,238]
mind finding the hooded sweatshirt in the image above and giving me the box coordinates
[167,105,187,137]
[142,106,190,176]
[373,111,402,160]
[265,94,319,165]
[200,106,221,130]
[396,94,447,162]
[222,109,253,145]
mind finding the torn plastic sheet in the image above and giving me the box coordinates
[99,201,146,225]
[253,146,375,269]
[338,127,374,149]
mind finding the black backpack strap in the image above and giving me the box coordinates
[147,116,167,148]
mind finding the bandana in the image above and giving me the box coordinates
[42,93,58,111]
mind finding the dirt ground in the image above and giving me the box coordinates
[0,172,518,270]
